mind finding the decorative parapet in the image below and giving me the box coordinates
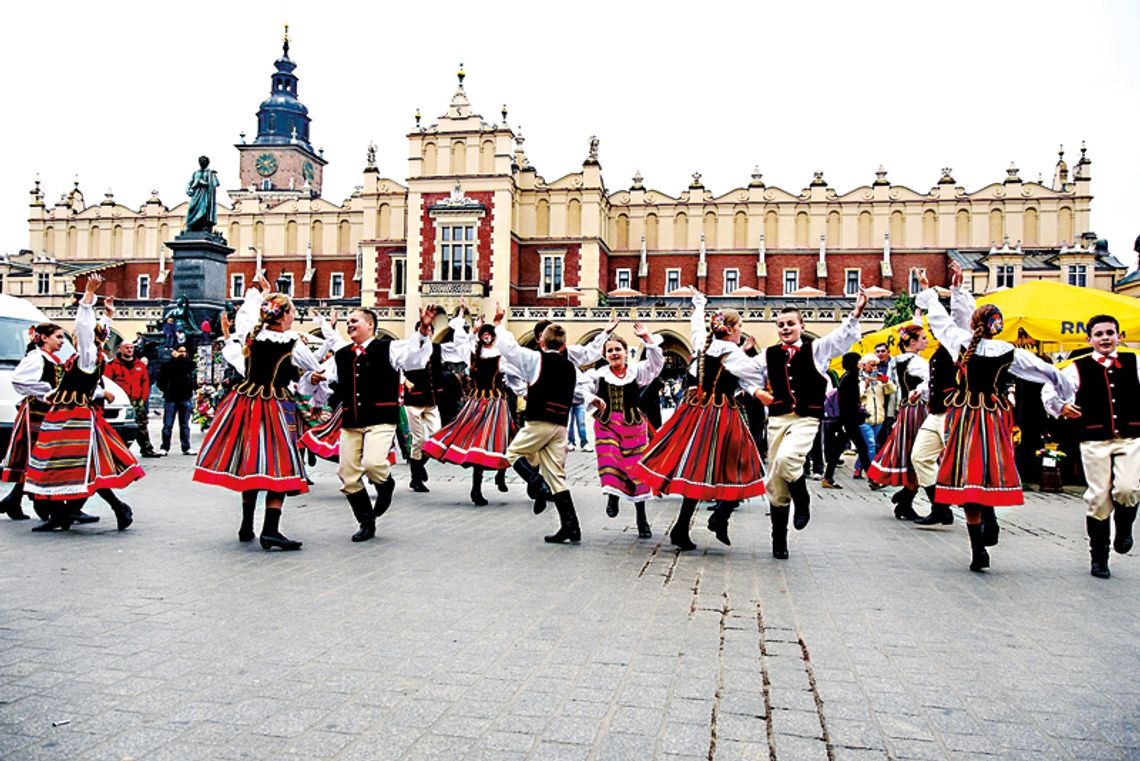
[420,280,488,297]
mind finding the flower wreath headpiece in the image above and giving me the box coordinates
[710,312,728,335]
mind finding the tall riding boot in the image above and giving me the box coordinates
[31,501,76,532]
[347,489,376,542]
[1087,516,1111,579]
[495,468,508,493]
[788,475,811,530]
[512,457,552,506]
[238,496,257,542]
[32,497,49,521]
[373,477,396,518]
[980,506,1000,546]
[1113,503,1136,555]
[605,494,620,518]
[891,488,920,521]
[914,486,954,526]
[470,467,488,506]
[635,502,651,539]
[544,490,581,544]
[1,483,29,520]
[707,500,739,546]
[97,489,133,531]
[967,522,989,572]
[409,457,429,493]
[259,508,302,551]
[770,504,790,559]
[669,498,698,551]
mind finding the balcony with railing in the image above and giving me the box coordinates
[419,280,488,298]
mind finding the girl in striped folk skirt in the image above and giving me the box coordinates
[868,323,931,520]
[423,323,516,506]
[25,275,144,532]
[633,292,768,551]
[916,277,1074,572]
[579,322,664,538]
[193,276,324,550]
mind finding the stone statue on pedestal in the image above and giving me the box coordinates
[185,156,220,233]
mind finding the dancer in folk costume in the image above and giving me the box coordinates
[295,313,346,463]
[633,291,768,551]
[915,274,1073,572]
[193,274,325,550]
[579,322,664,538]
[0,322,65,520]
[748,289,867,558]
[911,263,976,527]
[25,275,144,532]
[1043,314,1139,578]
[423,318,521,506]
[868,322,931,519]
[303,306,433,542]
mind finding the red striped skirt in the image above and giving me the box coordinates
[1,398,48,483]
[868,401,927,490]
[423,395,516,470]
[299,404,342,461]
[24,406,144,500]
[935,403,1022,507]
[193,392,309,495]
[593,411,654,500]
[632,399,766,501]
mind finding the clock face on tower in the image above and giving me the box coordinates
[302,161,315,182]
[255,153,279,177]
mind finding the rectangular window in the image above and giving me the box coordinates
[909,267,927,294]
[1067,264,1087,288]
[391,257,406,297]
[439,223,476,281]
[723,268,739,294]
[783,269,799,295]
[329,272,345,299]
[995,265,1015,289]
[231,273,245,298]
[845,269,861,296]
[278,273,294,296]
[541,254,564,295]
[616,269,631,289]
[665,268,681,294]
[137,275,150,300]
[36,272,50,296]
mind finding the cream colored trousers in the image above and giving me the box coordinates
[766,413,821,508]
[1079,438,1140,519]
[506,421,569,494]
[338,424,396,495]
[405,405,441,460]
[911,412,947,489]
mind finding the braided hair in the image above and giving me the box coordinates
[959,304,1002,370]
[697,308,741,390]
[243,293,293,357]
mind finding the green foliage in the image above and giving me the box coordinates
[881,292,916,329]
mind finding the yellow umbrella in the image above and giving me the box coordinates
[979,281,1140,348]
[829,318,938,373]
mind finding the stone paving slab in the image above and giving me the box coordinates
[1,443,1138,760]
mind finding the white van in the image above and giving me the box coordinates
[0,294,136,452]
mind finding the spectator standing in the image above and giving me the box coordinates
[162,318,176,349]
[157,344,197,455]
[104,341,163,458]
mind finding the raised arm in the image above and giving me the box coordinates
[75,275,102,373]
[915,287,971,356]
[947,262,976,330]
[689,290,708,349]
[389,307,435,372]
[634,324,666,387]
[496,327,541,384]
[568,318,616,366]
[232,286,265,343]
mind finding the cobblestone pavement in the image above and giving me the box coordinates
[1,443,1138,760]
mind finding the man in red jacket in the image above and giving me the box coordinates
[104,342,162,458]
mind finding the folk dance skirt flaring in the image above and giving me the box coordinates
[632,399,767,501]
[299,404,343,461]
[934,403,1022,507]
[593,411,654,501]
[423,395,516,470]
[192,392,309,495]
[24,406,144,500]
[868,402,928,490]
[1,398,48,483]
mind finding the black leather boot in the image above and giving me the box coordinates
[635,502,651,538]
[1,483,29,520]
[770,504,790,559]
[1113,503,1136,555]
[373,477,396,518]
[914,487,954,527]
[544,491,581,544]
[71,505,100,525]
[707,501,738,546]
[605,494,619,518]
[259,508,302,551]
[470,467,488,506]
[31,502,76,532]
[512,458,553,503]
[409,458,429,493]
[892,488,920,521]
[32,498,49,521]
[669,498,698,551]
[789,475,811,530]
[980,506,1000,546]
[238,498,256,542]
[1088,516,1111,578]
[967,523,989,572]
[347,490,376,542]
[97,489,133,531]
[495,469,508,492]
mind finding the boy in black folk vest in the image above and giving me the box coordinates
[1045,314,1139,578]
[496,307,585,544]
[307,307,434,542]
[753,290,867,558]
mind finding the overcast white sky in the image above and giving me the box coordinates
[4,0,1138,270]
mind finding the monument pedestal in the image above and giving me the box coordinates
[165,230,234,315]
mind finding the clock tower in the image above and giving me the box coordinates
[233,26,327,200]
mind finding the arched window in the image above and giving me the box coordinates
[674,212,689,249]
[764,210,779,248]
[285,220,298,254]
[88,227,100,258]
[956,209,970,247]
[826,211,841,246]
[338,219,351,253]
[43,226,54,255]
[450,140,467,174]
[479,140,495,173]
[614,213,629,250]
[858,211,872,247]
[111,225,123,257]
[536,199,550,237]
[890,210,905,246]
[1058,206,1073,245]
[67,226,77,257]
[988,208,1004,245]
[423,142,437,175]
[703,212,718,248]
[922,209,937,247]
[733,211,748,248]
[794,211,809,248]
[311,220,324,255]
[254,221,265,251]
[1023,208,1039,247]
[159,223,170,246]
[377,203,391,240]
[567,198,581,237]
[134,225,146,257]
[228,222,241,252]
[645,213,658,249]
